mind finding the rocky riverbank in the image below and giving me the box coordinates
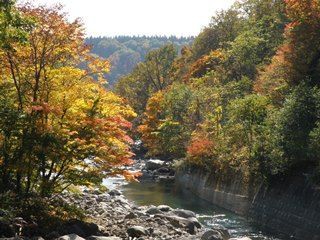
[0,188,251,240]
[0,159,256,240]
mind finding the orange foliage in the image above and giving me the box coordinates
[187,137,214,158]
[189,50,225,79]
[138,91,165,156]
[255,0,320,98]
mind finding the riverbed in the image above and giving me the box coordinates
[104,176,286,240]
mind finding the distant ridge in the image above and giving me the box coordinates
[86,36,194,86]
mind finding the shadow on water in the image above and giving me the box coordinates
[119,180,287,240]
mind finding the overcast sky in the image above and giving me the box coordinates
[22,0,236,37]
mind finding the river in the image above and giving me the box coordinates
[104,176,286,240]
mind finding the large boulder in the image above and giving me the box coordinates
[145,160,165,170]
[127,226,148,238]
[155,214,200,234]
[170,209,196,219]
[201,230,223,240]
[214,226,230,240]
[58,234,85,240]
[157,205,172,212]
[108,189,121,196]
[146,206,162,215]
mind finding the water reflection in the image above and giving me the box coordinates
[120,180,286,240]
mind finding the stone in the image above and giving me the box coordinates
[58,234,85,240]
[127,226,148,238]
[155,214,200,234]
[201,230,223,240]
[146,206,162,215]
[185,221,197,235]
[171,209,196,219]
[157,167,171,174]
[157,205,172,212]
[124,212,137,219]
[87,237,121,240]
[214,226,230,240]
[145,160,165,170]
[187,217,201,229]
[108,189,121,196]
[45,231,60,239]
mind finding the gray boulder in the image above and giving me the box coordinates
[127,226,148,238]
[108,189,121,196]
[145,160,165,170]
[124,212,137,219]
[146,206,162,215]
[57,234,85,240]
[170,209,196,219]
[157,205,172,212]
[201,230,223,240]
[155,214,200,234]
[213,226,230,239]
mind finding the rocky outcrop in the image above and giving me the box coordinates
[145,159,165,170]
[138,159,175,182]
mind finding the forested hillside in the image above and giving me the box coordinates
[116,0,320,185]
[86,36,194,85]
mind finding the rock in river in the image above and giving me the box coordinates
[145,159,165,170]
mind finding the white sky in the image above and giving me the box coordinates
[22,0,236,37]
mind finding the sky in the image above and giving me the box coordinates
[23,0,236,37]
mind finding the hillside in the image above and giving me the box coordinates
[85,36,194,85]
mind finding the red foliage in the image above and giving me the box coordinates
[187,137,214,158]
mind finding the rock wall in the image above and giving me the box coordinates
[249,172,320,240]
[175,169,251,215]
[176,168,320,240]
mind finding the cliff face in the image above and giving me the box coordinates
[176,168,320,240]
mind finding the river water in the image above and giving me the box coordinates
[104,176,286,240]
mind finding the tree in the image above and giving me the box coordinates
[0,4,136,197]
[255,0,320,100]
[115,44,177,114]
[192,8,244,59]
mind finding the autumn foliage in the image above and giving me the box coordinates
[0,3,136,197]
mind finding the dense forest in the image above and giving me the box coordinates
[86,36,194,85]
[116,0,320,186]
